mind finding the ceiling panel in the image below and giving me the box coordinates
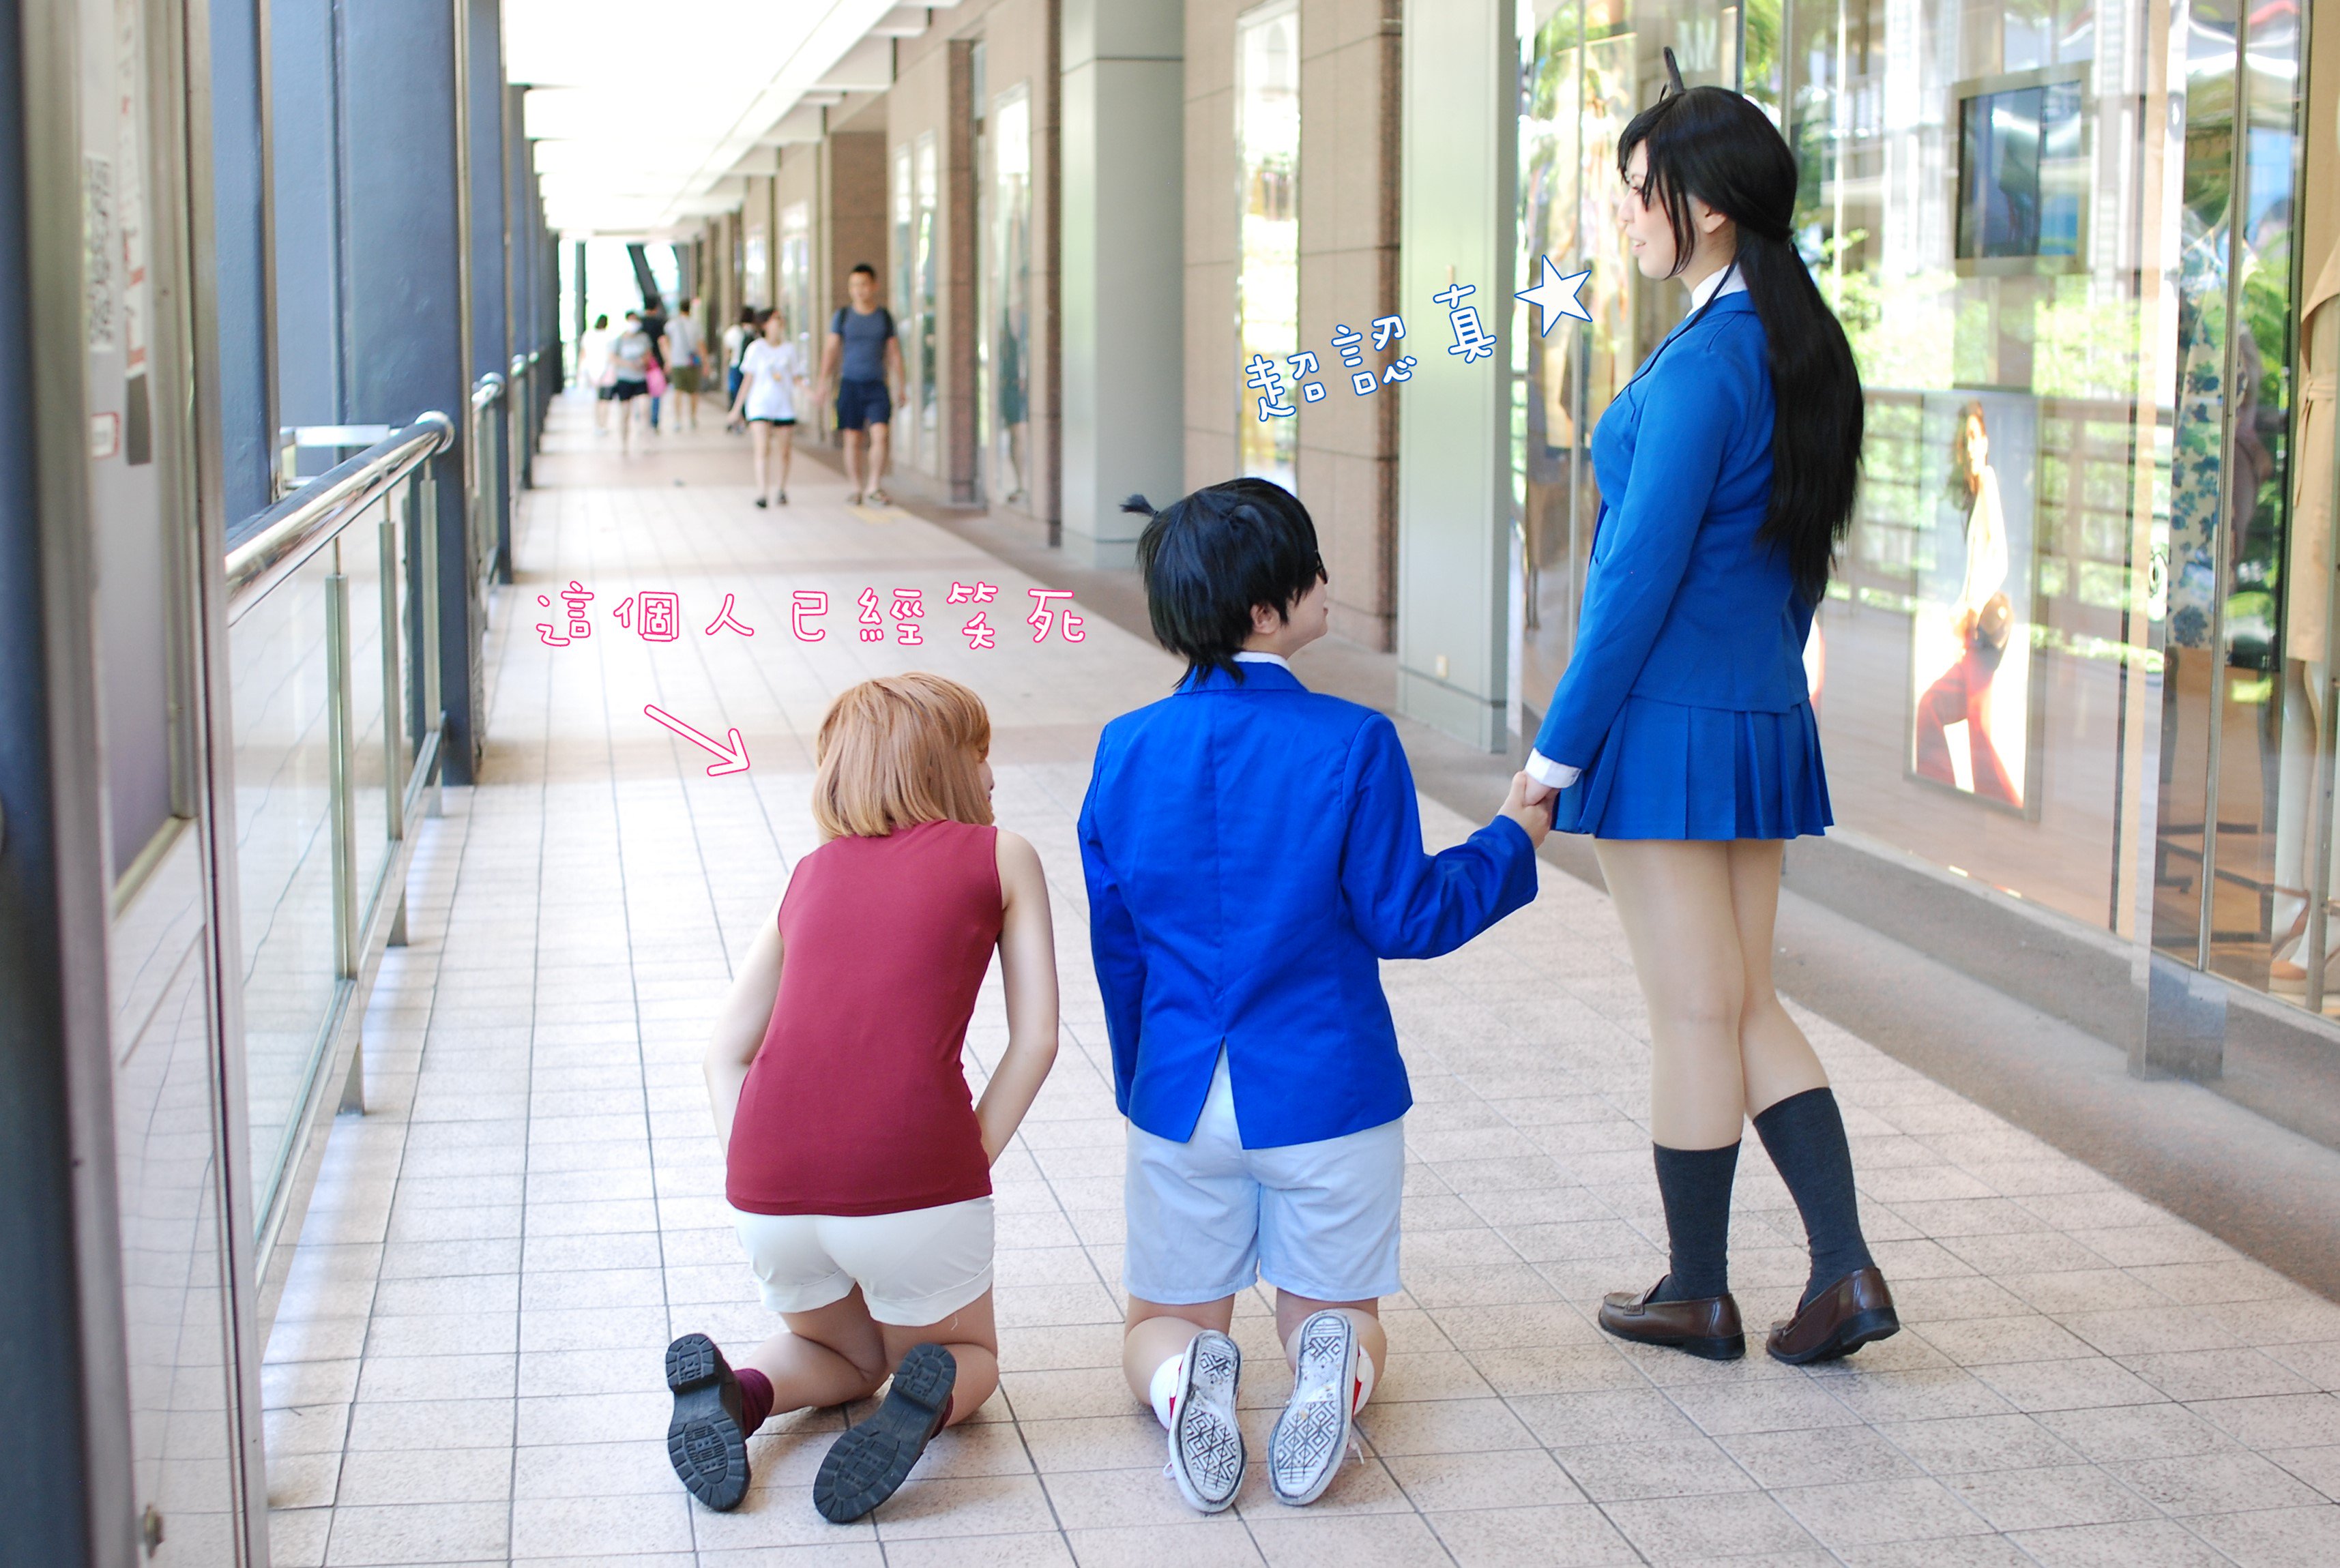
[507,0,900,236]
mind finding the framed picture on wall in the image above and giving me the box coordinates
[1906,390,2047,818]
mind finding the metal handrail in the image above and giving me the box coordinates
[471,371,505,411]
[228,412,454,622]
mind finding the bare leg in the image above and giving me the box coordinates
[842,430,866,498]
[1122,1295,1233,1404]
[876,1290,1000,1425]
[866,421,892,501]
[620,396,637,455]
[748,421,771,501]
[740,1288,890,1415]
[776,426,795,498]
[1725,840,1831,1116]
[1274,1292,1385,1385]
[1592,839,1751,1150]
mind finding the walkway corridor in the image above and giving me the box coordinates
[262,398,2340,1568]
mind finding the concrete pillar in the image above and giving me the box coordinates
[268,0,343,430]
[1297,0,1402,653]
[506,83,531,357]
[1059,0,1183,565]
[337,0,485,783]
[207,0,274,523]
[1394,0,1515,750]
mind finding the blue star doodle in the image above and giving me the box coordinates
[1515,256,1593,338]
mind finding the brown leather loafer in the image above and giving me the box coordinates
[1598,1281,1745,1360]
[1767,1267,1899,1365]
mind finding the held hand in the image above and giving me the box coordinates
[1500,770,1555,847]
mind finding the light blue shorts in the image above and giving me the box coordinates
[1123,1053,1405,1305]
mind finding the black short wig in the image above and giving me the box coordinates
[1125,478,1325,684]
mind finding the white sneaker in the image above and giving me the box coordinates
[1270,1310,1358,1505]
[1165,1331,1244,1513]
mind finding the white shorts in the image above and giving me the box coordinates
[729,1197,995,1326]
[1124,1053,1405,1305]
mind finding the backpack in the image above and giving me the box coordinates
[831,305,896,340]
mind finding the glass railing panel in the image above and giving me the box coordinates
[342,505,393,919]
[232,543,342,1215]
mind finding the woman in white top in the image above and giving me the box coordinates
[729,312,808,508]
[580,313,615,430]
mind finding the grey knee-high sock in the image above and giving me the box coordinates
[1650,1141,1740,1301]
[1753,1086,1875,1307]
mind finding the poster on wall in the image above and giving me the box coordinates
[1907,390,2042,814]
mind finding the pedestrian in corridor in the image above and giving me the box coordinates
[663,298,705,430]
[667,675,1059,1523]
[818,262,902,506]
[1080,479,1551,1513]
[727,308,807,507]
[1521,69,1897,1367]
[606,310,653,456]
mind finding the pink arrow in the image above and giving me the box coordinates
[643,704,751,776]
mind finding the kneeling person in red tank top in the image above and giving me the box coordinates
[664,674,1060,1522]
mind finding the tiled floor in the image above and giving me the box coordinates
[263,398,2340,1567]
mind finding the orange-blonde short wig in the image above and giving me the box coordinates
[810,672,994,840]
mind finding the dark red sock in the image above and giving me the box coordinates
[735,1367,774,1434]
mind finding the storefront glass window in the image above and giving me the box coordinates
[1237,0,1300,490]
[917,132,940,477]
[1513,0,2323,1023]
[778,201,812,376]
[892,143,914,465]
[989,85,1034,506]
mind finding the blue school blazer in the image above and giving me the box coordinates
[1079,661,1539,1149]
[1531,291,1813,770]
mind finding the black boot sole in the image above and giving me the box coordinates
[1769,1305,1899,1365]
[814,1343,958,1524]
[666,1333,750,1511]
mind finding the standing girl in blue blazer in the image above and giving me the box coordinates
[1521,77,1898,1365]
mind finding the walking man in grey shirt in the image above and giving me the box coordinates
[818,263,905,505]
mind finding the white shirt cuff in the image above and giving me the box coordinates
[1525,750,1580,790]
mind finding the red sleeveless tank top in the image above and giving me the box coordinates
[726,818,1003,1216]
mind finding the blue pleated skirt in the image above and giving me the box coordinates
[1553,696,1833,841]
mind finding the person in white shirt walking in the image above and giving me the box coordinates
[580,313,616,431]
[729,311,808,507]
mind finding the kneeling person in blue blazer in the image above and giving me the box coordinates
[1079,479,1551,1513]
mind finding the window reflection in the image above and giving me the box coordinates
[1238,1,1300,489]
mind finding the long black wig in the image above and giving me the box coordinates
[1619,81,1864,606]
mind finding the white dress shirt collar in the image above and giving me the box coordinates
[1233,651,1291,669]
[1688,263,1750,312]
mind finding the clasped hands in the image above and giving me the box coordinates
[1502,773,1558,846]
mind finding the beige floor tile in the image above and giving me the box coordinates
[2002,1518,2230,1568]
[1244,1510,1455,1568]
[1550,1434,1757,1503]
[322,1500,508,1565]
[263,427,2340,1565]
[508,1492,697,1557]
[1424,1503,1641,1567]
[1597,1489,1820,1562]
[1942,1464,2158,1533]
[1770,1475,1994,1550]
[333,1445,512,1506]
[1060,1521,1267,1568]
[867,1471,1062,1539]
